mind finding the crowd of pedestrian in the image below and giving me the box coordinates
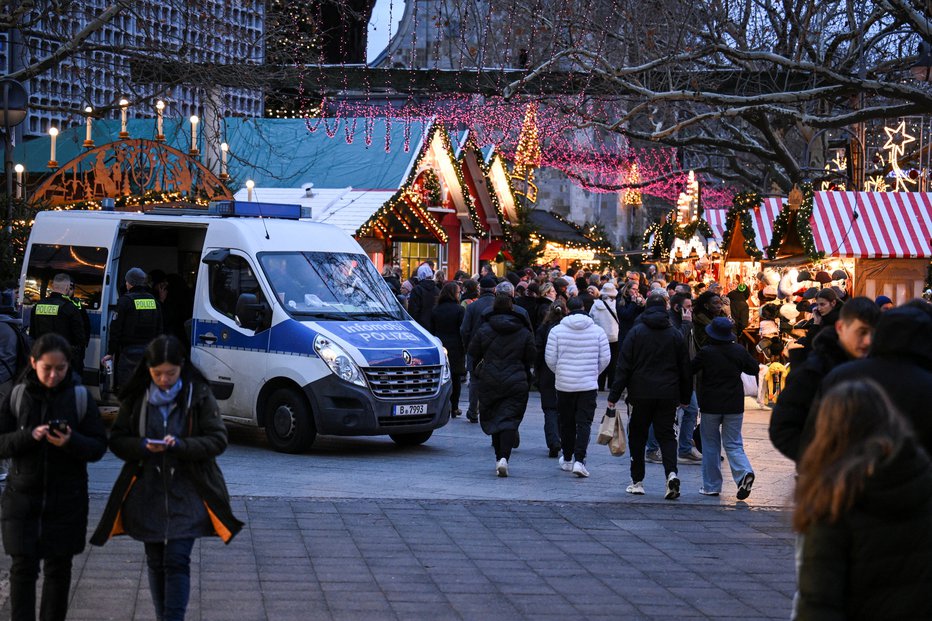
[392,261,753,493]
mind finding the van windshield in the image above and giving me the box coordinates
[258,252,405,320]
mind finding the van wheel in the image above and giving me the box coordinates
[264,388,316,453]
[389,430,433,446]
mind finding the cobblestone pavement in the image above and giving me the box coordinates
[0,393,798,620]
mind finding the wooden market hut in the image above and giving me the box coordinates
[806,191,932,302]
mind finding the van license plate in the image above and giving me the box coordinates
[394,404,427,416]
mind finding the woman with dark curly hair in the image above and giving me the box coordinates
[692,290,728,349]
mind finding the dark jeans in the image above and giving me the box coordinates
[628,398,678,483]
[492,429,517,460]
[450,372,462,412]
[10,554,72,621]
[598,341,619,391]
[541,395,560,450]
[145,538,195,621]
[556,389,597,463]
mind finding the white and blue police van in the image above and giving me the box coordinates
[20,201,453,452]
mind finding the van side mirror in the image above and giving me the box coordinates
[202,248,231,265]
[235,293,269,331]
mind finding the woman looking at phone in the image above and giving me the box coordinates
[92,334,242,621]
[0,333,107,621]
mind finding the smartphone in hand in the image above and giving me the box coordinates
[146,438,168,446]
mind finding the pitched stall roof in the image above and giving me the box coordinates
[455,135,500,237]
[719,197,787,262]
[703,209,729,242]
[528,209,600,247]
[485,150,519,228]
[230,187,398,237]
[752,198,786,249]
[810,192,932,258]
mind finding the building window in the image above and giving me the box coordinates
[394,241,441,281]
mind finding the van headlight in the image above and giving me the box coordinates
[441,347,451,383]
[314,335,366,387]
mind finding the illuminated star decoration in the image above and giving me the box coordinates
[882,121,917,192]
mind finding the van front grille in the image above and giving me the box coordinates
[363,365,442,398]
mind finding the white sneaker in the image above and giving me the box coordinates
[698,488,720,496]
[496,458,508,477]
[626,481,645,495]
[572,461,590,478]
[665,472,681,500]
[559,456,574,472]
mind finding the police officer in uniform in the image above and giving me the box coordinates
[65,279,91,354]
[29,273,86,372]
[103,267,163,390]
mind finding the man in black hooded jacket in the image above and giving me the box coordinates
[608,294,691,500]
[821,302,932,455]
[769,297,880,463]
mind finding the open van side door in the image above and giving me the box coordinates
[192,248,272,423]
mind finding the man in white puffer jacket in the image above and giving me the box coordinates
[545,296,610,477]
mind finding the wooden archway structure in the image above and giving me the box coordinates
[31,139,233,207]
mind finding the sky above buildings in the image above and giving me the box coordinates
[367,0,403,63]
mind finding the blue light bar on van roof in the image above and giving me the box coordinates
[208,201,310,220]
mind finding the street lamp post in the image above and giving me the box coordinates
[0,79,29,231]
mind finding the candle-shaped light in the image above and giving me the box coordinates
[155,100,165,141]
[83,106,94,148]
[245,179,255,202]
[189,115,199,155]
[220,142,229,179]
[48,127,59,168]
[119,98,130,138]
[14,164,24,199]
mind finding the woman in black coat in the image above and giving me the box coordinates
[468,293,536,477]
[794,380,932,620]
[535,299,567,457]
[0,334,107,621]
[430,282,466,418]
[691,317,760,498]
[91,335,242,621]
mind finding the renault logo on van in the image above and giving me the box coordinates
[402,350,413,365]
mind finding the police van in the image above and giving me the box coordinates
[20,202,453,453]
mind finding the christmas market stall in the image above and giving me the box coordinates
[528,209,610,271]
[356,121,480,280]
[804,190,932,303]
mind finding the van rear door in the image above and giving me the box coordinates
[21,213,121,397]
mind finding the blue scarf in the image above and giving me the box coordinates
[148,379,183,432]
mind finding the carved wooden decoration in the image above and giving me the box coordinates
[31,139,233,206]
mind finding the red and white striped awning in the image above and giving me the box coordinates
[704,209,728,242]
[811,192,932,258]
[751,198,785,250]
